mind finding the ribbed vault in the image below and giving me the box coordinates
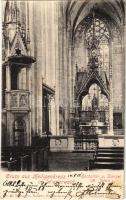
[66,0,125,38]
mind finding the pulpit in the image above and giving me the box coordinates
[4,49,35,146]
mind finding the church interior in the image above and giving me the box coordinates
[1,0,125,171]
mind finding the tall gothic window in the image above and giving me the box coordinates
[85,17,110,77]
[81,16,110,117]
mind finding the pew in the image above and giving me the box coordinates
[43,148,49,170]
[31,151,38,171]
[8,160,18,171]
[1,146,49,171]
[20,155,31,171]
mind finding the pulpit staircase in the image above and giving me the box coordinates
[91,147,124,170]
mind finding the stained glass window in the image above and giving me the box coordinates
[85,18,110,77]
[86,18,110,43]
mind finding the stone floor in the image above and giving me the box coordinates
[48,152,94,171]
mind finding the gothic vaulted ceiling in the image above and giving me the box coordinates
[66,0,125,37]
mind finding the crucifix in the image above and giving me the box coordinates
[93,87,97,96]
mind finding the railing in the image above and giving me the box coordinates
[5,90,30,110]
[74,134,98,151]
[114,129,123,135]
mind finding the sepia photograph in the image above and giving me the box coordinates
[1,0,125,174]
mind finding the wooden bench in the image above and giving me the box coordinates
[8,160,18,171]
[1,146,49,171]
[20,155,31,171]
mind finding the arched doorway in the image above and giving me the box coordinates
[13,118,26,146]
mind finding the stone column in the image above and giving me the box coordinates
[48,95,51,133]
[105,108,109,134]
[6,64,12,146]
[6,63,11,91]
[29,1,36,138]
[63,4,69,135]
[33,2,43,136]
[50,96,56,135]
[26,67,30,90]
[54,2,60,136]
[109,90,113,135]
[26,66,32,145]
[122,24,125,132]
[58,3,65,135]
[108,41,113,135]
[22,68,26,89]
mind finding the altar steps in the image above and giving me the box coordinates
[92,147,124,170]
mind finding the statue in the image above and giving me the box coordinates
[92,95,99,120]
[92,95,98,111]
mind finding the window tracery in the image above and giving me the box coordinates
[85,17,110,76]
[85,18,110,43]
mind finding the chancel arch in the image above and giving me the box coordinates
[82,84,108,111]
[70,1,124,136]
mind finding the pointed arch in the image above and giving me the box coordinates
[76,71,109,102]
